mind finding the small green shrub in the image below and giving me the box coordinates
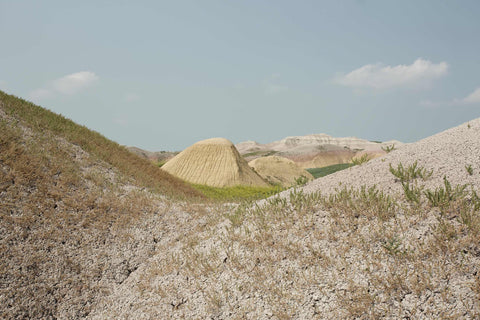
[381,236,406,256]
[156,160,167,167]
[402,181,423,204]
[294,175,309,186]
[424,176,467,212]
[466,165,474,176]
[351,154,371,166]
[381,144,396,153]
[323,185,397,221]
[389,161,433,183]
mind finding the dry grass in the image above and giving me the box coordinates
[0,90,203,200]
[119,170,480,319]
[2,90,479,318]
[0,92,205,318]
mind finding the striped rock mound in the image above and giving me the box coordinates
[162,138,269,188]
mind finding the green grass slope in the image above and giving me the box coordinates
[0,90,202,199]
[306,163,353,179]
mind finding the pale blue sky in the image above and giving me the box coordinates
[1,1,479,150]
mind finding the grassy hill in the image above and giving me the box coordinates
[0,91,202,199]
[0,91,203,318]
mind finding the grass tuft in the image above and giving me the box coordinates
[389,161,433,183]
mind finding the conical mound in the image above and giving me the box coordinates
[162,138,269,187]
[249,156,314,187]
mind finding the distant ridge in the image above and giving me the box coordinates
[236,133,403,168]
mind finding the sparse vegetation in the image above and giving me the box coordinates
[389,160,433,182]
[466,164,474,175]
[156,160,168,167]
[381,235,406,256]
[306,163,353,178]
[2,90,480,319]
[294,175,309,186]
[191,184,282,201]
[351,153,371,165]
[401,181,423,204]
[424,176,468,213]
[381,143,396,153]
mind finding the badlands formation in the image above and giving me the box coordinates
[237,133,402,168]
[90,118,480,319]
[4,91,480,319]
[162,137,269,188]
[299,118,480,197]
[248,155,314,187]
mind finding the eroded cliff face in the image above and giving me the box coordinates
[237,133,402,167]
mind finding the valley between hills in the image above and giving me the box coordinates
[1,90,480,319]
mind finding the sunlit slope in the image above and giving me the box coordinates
[162,137,269,188]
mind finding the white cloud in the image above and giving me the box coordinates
[28,71,98,101]
[52,71,98,94]
[335,58,448,89]
[463,87,480,104]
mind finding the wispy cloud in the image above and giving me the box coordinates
[335,58,448,90]
[420,86,480,108]
[29,71,98,101]
[463,87,480,104]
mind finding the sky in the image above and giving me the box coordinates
[1,1,479,151]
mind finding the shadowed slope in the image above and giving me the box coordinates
[248,155,314,187]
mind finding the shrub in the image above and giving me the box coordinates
[466,164,474,176]
[351,154,371,166]
[381,144,396,153]
[424,176,467,212]
[389,161,433,183]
